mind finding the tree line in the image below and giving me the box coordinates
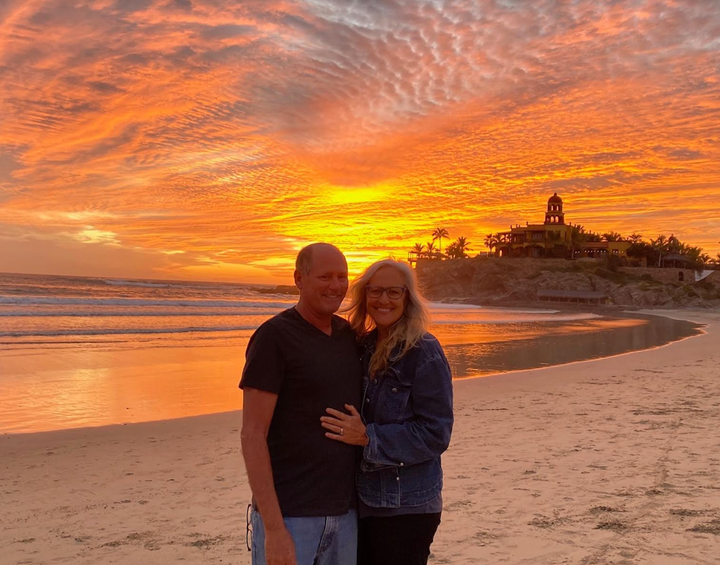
[483,225,629,255]
[410,228,472,259]
[625,234,718,269]
[413,226,720,269]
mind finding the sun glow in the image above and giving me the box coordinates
[1,0,718,282]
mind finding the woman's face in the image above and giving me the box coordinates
[365,266,407,331]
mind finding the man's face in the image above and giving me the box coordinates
[295,247,349,316]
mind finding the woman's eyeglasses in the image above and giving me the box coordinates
[365,286,407,300]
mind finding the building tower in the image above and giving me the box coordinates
[544,193,565,225]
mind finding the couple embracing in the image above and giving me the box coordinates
[240,243,454,565]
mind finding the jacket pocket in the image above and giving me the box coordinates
[377,378,411,424]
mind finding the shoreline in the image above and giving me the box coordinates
[0,310,705,437]
[2,308,719,564]
[447,296,719,314]
[457,315,708,382]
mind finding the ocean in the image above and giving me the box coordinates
[0,272,701,434]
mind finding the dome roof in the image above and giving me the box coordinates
[548,192,563,203]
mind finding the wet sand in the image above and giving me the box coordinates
[2,309,719,564]
[0,310,700,434]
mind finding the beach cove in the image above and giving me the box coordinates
[2,309,719,564]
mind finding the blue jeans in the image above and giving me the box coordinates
[251,507,357,565]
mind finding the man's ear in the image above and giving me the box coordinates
[293,269,303,290]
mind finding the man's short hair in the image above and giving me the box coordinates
[295,243,342,274]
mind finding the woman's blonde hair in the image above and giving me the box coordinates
[345,259,430,377]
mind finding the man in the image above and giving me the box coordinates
[240,243,362,565]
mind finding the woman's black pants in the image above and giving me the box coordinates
[358,513,441,565]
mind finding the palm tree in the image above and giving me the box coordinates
[456,236,471,257]
[425,241,437,259]
[627,240,654,264]
[445,242,461,259]
[602,231,623,242]
[432,227,449,256]
[409,243,425,264]
[484,233,499,255]
[651,235,669,267]
[666,234,680,254]
[585,230,602,243]
[628,233,643,245]
[651,234,668,249]
[569,224,587,259]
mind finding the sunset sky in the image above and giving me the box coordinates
[1,0,719,283]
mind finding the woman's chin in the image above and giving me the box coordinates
[372,318,399,331]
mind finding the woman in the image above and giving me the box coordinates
[320,259,454,565]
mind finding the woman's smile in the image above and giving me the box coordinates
[366,267,407,333]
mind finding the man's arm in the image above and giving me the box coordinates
[241,387,295,565]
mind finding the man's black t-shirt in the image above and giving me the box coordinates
[239,307,362,517]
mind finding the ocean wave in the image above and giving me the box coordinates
[104,279,172,288]
[430,303,566,315]
[428,303,485,310]
[431,313,601,324]
[0,309,283,317]
[0,314,602,338]
[0,295,294,309]
[101,278,253,291]
[0,326,258,338]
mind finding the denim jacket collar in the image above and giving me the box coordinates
[362,329,406,367]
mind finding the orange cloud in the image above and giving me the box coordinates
[1,0,719,282]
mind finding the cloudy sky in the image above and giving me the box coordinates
[1,0,719,283]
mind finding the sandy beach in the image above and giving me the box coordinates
[2,309,719,565]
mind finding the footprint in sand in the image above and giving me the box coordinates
[594,520,628,531]
[687,519,720,534]
[589,505,624,514]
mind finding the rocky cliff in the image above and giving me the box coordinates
[415,258,720,308]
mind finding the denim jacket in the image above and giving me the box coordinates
[358,332,454,508]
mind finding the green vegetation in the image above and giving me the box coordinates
[411,227,718,271]
[446,236,471,259]
[412,230,473,260]
[484,233,499,253]
[626,234,713,270]
[431,227,449,255]
[602,231,624,242]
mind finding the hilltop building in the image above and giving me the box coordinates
[495,193,630,259]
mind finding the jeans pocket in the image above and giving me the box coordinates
[250,507,264,562]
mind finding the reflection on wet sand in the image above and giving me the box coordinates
[435,314,701,378]
[0,311,702,434]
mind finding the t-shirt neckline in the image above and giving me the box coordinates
[290,306,337,337]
